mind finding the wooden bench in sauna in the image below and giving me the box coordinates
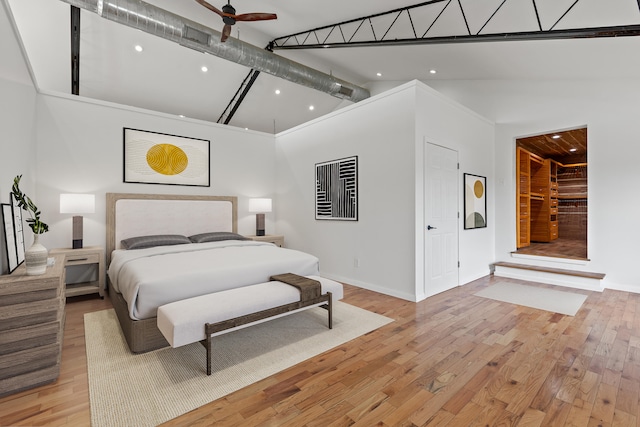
[157,274,343,375]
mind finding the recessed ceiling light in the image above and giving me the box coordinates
[275,89,281,95]
[309,105,315,111]
[570,148,577,152]
[376,72,382,77]
[429,69,437,74]
[201,66,208,72]
[178,114,185,118]
[552,135,561,139]
[134,45,143,52]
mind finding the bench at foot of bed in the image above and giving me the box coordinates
[156,275,343,375]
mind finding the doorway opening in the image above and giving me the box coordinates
[515,127,587,260]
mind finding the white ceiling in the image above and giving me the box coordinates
[6,0,640,133]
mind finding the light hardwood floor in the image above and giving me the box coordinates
[0,275,637,426]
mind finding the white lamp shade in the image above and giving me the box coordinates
[60,194,95,214]
[248,198,272,213]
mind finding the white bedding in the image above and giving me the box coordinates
[108,240,320,320]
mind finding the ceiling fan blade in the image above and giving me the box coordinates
[194,0,225,18]
[221,24,232,42]
[233,13,278,22]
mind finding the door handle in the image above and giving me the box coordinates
[427,225,437,230]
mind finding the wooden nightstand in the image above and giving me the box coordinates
[49,246,105,298]
[246,234,285,247]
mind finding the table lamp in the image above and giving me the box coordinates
[60,193,95,249]
[248,198,272,236]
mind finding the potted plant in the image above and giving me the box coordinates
[12,175,49,275]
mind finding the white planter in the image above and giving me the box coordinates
[25,234,48,275]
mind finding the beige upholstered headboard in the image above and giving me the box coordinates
[106,193,237,266]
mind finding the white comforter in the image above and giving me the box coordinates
[108,240,319,320]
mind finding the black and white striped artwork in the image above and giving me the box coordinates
[315,156,358,220]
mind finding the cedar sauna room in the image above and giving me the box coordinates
[515,128,588,260]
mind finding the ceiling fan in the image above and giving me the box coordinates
[195,0,278,42]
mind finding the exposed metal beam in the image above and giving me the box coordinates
[70,5,80,95]
[550,0,581,31]
[218,69,261,125]
[477,0,508,35]
[273,25,640,50]
[457,0,470,36]
[532,0,543,32]
[271,0,640,50]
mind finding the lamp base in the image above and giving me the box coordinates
[256,213,265,236]
[72,215,84,249]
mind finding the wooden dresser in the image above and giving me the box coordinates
[0,254,65,397]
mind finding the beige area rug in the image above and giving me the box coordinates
[84,302,393,427]
[474,281,588,316]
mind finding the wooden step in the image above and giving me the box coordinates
[492,261,605,292]
[493,262,605,279]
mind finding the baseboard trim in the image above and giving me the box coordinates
[321,273,417,302]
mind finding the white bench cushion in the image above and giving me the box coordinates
[157,276,343,347]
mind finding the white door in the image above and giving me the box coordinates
[425,142,459,297]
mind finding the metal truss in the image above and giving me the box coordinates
[270,0,640,50]
[217,68,261,125]
[217,44,274,125]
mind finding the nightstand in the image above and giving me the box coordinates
[246,234,285,247]
[49,246,105,298]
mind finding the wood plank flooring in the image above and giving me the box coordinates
[514,238,587,260]
[1,275,638,426]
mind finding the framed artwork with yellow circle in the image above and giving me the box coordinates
[123,128,210,187]
[464,173,487,229]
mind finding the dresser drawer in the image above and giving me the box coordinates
[64,253,100,265]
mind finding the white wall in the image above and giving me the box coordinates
[276,84,417,300]
[428,78,640,292]
[276,81,495,301]
[33,92,277,252]
[0,0,37,274]
[414,84,495,299]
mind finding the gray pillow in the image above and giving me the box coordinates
[189,232,249,243]
[121,234,191,250]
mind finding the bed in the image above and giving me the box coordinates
[106,193,320,353]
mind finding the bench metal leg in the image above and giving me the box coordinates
[320,292,333,329]
[328,292,333,329]
[206,334,212,376]
[202,291,334,376]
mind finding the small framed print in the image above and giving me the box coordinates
[315,156,358,221]
[464,173,487,229]
[2,203,20,273]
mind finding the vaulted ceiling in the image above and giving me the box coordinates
[6,0,640,133]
